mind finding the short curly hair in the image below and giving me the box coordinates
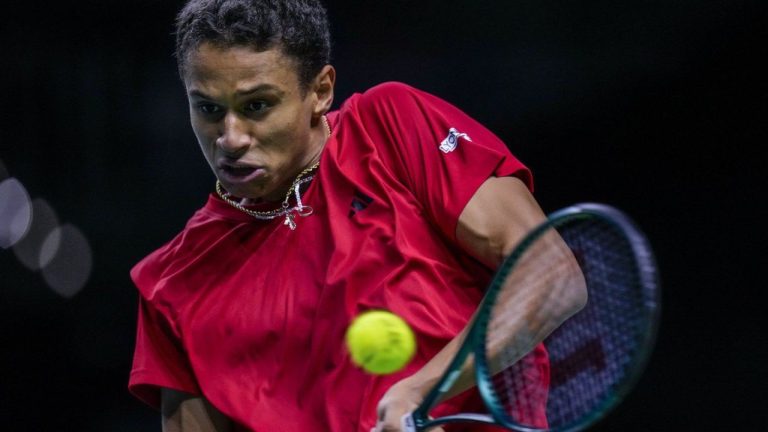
[175,0,331,90]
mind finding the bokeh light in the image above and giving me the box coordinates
[40,224,93,298]
[0,177,33,249]
[12,198,60,270]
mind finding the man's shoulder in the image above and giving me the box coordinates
[362,81,419,97]
[337,81,442,128]
[355,81,427,107]
[337,81,430,112]
[129,199,230,297]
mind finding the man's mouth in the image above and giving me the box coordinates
[217,161,266,183]
[222,164,257,176]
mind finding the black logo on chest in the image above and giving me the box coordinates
[348,191,374,217]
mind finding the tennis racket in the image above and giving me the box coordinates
[402,203,660,431]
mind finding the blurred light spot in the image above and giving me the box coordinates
[13,199,60,270]
[39,227,61,269]
[41,224,92,298]
[0,178,32,249]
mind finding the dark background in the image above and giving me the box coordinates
[1,0,765,430]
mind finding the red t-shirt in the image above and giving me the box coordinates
[129,82,548,431]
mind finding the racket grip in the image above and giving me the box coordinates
[401,412,418,432]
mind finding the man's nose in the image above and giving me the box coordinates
[216,112,251,155]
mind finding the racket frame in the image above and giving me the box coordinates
[403,203,660,432]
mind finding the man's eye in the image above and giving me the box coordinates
[245,101,268,112]
[198,103,221,115]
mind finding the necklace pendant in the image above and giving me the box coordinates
[284,213,297,230]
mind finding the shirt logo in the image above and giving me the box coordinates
[439,128,472,153]
[348,191,374,217]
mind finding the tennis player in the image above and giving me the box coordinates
[128,1,586,431]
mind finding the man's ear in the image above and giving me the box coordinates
[311,65,335,118]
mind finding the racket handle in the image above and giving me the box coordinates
[401,412,418,432]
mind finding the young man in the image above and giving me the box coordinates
[128,1,586,431]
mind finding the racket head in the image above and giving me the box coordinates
[474,203,660,431]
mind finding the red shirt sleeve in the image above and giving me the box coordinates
[355,82,532,242]
[128,297,201,409]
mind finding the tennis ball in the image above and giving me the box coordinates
[345,310,417,375]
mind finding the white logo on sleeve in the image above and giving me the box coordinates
[439,128,472,153]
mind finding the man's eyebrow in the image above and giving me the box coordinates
[188,84,285,99]
[236,83,285,96]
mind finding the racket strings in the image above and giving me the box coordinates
[485,228,585,426]
[545,218,650,428]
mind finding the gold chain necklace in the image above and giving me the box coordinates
[215,115,330,230]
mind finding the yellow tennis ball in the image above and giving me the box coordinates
[345,310,417,375]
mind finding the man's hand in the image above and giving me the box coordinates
[372,377,445,432]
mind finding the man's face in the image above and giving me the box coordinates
[184,43,329,202]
